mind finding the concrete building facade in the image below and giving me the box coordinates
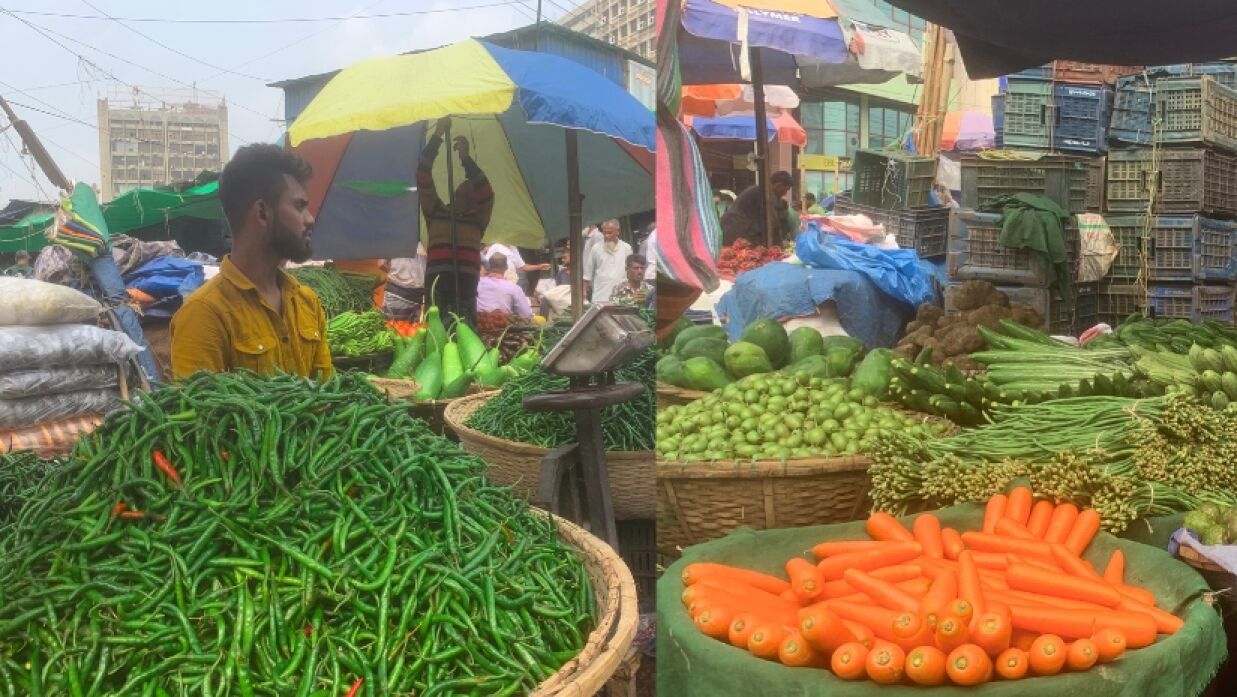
[97,92,228,197]
[558,0,657,60]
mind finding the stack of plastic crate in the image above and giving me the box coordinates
[842,149,948,259]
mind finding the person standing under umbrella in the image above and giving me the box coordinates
[418,117,494,328]
[583,219,632,304]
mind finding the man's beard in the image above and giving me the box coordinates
[272,219,312,263]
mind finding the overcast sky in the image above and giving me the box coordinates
[0,0,581,204]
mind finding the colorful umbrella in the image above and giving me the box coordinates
[287,39,655,260]
[680,83,800,117]
[686,111,808,147]
[940,111,995,152]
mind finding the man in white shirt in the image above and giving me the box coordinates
[581,224,604,266]
[481,242,549,285]
[384,244,426,320]
[583,219,632,304]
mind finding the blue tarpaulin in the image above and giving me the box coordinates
[123,257,204,299]
[714,262,914,350]
[794,222,935,307]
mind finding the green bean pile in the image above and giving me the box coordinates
[868,394,1233,532]
[0,450,58,530]
[465,348,655,452]
[0,371,595,696]
[288,267,375,318]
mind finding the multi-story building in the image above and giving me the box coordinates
[97,90,229,198]
[558,0,657,60]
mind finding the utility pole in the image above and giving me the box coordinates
[0,94,71,190]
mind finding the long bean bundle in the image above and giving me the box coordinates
[869,394,1229,531]
[0,371,594,695]
[288,267,376,318]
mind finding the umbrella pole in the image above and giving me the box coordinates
[445,121,461,324]
[566,129,583,320]
[749,49,775,247]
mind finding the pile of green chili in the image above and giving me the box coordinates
[287,267,376,318]
[0,371,595,696]
[0,450,58,530]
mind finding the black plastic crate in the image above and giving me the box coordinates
[960,153,1091,213]
[1086,156,1106,211]
[948,209,1079,287]
[1105,148,1237,217]
[1096,282,1147,326]
[617,519,656,612]
[1110,73,1155,145]
[850,149,937,209]
[833,196,949,258]
[1148,284,1235,322]
[1155,77,1237,154]
[1053,83,1112,153]
[1003,79,1053,150]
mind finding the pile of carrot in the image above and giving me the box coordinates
[682,486,1183,686]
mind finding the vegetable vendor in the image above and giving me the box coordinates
[476,253,533,319]
[720,170,793,246]
[610,253,653,308]
[419,116,495,329]
[169,144,333,380]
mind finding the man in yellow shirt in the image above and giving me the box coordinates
[170,144,333,380]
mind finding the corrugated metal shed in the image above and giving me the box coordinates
[269,24,651,126]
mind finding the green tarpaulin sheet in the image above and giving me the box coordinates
[0,212,54,254]
[101,181,222,236]
[658,504,1227,697]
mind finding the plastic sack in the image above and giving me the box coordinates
[0,415,103,455]
[0,324,142,373]
[794,222,935,307]
[0,389,122,430]
[0,278,102,327]
[0,364,121,400]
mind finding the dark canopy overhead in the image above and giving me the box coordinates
[884,0,1237,78]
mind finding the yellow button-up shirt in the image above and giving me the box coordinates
[170,256,333,380]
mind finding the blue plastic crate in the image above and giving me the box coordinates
[1146,62,1237,89]
[1109,74,1155,145]
[948,209,1079,287]
[992,94,1005,149]
[1193,217,1237,282]
[1052,84,1111,153]
[1147,284,1234,322]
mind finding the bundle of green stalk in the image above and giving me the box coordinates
[327,310,395,357]
[869,392,1237,532]
[0,450,59,530]
[465,347,656,451]
[0,371,595,695]
[288,266,376,318]
[1132,343,1237,408]
[1108,314,1237,353]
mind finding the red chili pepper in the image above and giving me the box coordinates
[304,624,314,638]
[112,502,128,518]
[345,679,365,697]
[152,451,183,488]
[118,510,146,520]
[220,449,231,462]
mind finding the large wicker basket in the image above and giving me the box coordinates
[445,392,655,520]
[655,382,710,410]
[531,511,638,696]
[658,455,873,556]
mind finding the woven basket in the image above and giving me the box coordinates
[407,385,498,437]
[445,392,655,520]
[530,510,638,696]
[1178,543,1229,575]
[655,382,710,410]
[367,377,420,400]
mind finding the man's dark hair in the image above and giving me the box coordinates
[771,171,793,187]
[805,192,817,203]
[626,254,647,267]
[219,144,313,230]
[488,253,509,273]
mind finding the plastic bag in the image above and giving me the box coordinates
[0,364,121,400]
[0,324,142,373]
[794,223,934,307]
[0,278,102,326]
[0,389,122,430]
[0,415,103,455]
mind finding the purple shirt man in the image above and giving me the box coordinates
[476,253,532,318]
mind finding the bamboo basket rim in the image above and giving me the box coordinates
[1177,542,1230,575]
[655,381,711,401]
[444,391,652,458]
[530,510,638,696]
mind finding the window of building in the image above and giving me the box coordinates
[868,106,915,149]
[869,0,928,41]
[800,97,861,194]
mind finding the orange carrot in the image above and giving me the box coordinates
[780,589,805,606]
[826,601,904,643]
[906,646,948,686]
[957,551,987,621]
[1116,583,1156,607]
[913,513,945,559]
[1048,543,1103,580]
[994,517,1037,541]
[866,512,916,542]
[970,551,1011,571]
[892,611,935,650]
[1029,634,1067,675]
[946,644,993,686]
[687,577,800,615]
[934,614,970,653]
[918,569,958,623]
[843,569,921,613]
[747,623,790,660]
[1115,597,1183,634]
[1006,563,1122,607]
[1091,628,1127,663]
[1005,604,1157,648]
[1103,550,1125,585]
[960,532,1054,558]
[1063,509,1101,555]
[1004,487,1033,526]
[982,494,1008,534]
[985,587,1108,612]
[682,562,789,594]
[941,527,965,560]
[995,647,1029,679]
[817,542,922,581]
[1066,638,1098,671]
[786,557,824,602]
[820,564,923,598]
[841,620,875,648]
[1010,629,1038,653]
[728,613,762,649]
[865,641,907,684]
[693,605,735,639]
[971,612,1012,657]
[1007,553,1060,573]
[811,540,893,559]
[778,632,824,668]
[1042,503,1079,544]
[1026,499,1055,538]
[799,605,858,654]
[831,642,870,680]
[683,583,798,625]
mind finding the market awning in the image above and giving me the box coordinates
[940,111,995,151]
[681,83,800,118]
[0,211,54,254]
[686,111,807,147]
[883,0,1237,78]
[101,181,223,236]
